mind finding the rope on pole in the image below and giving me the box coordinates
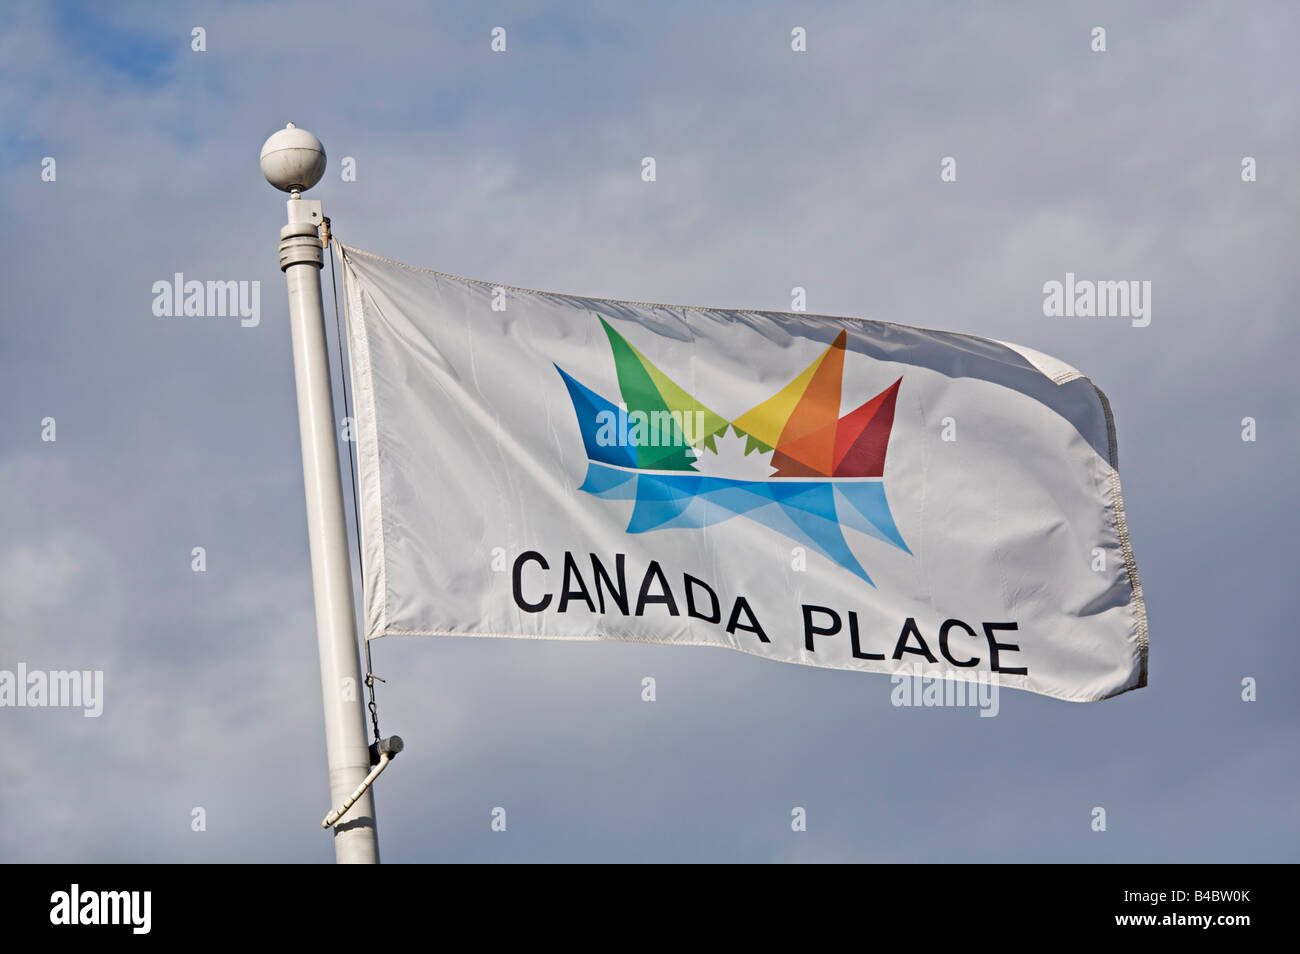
[322,736,404,829]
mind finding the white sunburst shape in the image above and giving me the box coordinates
[694,427,778,481]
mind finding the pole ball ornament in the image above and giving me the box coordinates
[260,122,327,194]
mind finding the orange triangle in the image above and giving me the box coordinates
[771,417,839,477]
[772,331,845,475]
[769,450,825,478]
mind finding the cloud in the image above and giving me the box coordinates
[0,0,1296,861]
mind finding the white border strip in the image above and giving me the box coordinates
[339,245,390,640]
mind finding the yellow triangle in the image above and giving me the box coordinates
[731,349,829,448]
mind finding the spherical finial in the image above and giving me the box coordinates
[260,123,326,194]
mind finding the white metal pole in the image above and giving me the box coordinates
[262,125,379,864]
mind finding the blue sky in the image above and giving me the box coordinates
[0,0,1296,862]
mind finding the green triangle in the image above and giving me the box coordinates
[598,315,732,470]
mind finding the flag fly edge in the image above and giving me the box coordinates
[1098,390,1149,689]
[995,338,1147,689]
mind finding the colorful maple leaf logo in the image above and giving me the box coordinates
[555,316,911,585]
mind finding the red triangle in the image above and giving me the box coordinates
[833,378,901,477]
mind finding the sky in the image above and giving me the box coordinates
[0,0,1296,862]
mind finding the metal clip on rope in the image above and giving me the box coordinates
[322,736,404,829]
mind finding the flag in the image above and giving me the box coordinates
[339,244,1147,702]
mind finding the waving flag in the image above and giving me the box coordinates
[340,244,1147,702]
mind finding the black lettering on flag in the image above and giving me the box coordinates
[983,622,1027,674]
[726,597,769,643]
[939,619,980,667]
[684,574,721,624]
[558,552,596,613]
[635,561,679,616]
[591,553,629,615]
[892,617,938,662]
[849,610,885,660]
[513,551,551,613]
[802,604,840,651]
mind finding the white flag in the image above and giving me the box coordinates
[340,245,1147,702]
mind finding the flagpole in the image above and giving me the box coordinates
[261,124,380,864]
